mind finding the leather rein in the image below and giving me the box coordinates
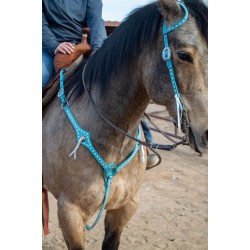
[82,71,188,151]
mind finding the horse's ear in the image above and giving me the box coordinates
[157,0,182,21]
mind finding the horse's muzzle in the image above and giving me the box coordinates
[189,128,208,154]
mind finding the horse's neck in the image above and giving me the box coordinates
[72,71,149,160]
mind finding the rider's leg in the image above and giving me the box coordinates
[42,49,55,88]
[141,118,153,143]
[141,119,160,169]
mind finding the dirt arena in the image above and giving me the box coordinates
[42,104,208,250]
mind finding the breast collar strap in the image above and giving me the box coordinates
[58,68,142,230]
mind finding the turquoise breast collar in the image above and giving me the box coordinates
[58,69,141,230]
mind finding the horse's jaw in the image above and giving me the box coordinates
[188,127,208,155]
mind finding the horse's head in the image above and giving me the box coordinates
[143,0,208,153]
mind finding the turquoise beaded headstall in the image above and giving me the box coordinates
[162,1,189,129]
[57,0,189,231]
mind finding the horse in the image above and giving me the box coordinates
[42,0,208,249]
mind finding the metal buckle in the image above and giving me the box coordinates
[162,47,171,61]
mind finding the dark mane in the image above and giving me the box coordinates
[184,0,208,42]
[66,0,208,102]
[84,2,162,95]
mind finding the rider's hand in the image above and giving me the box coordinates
[54,42,75,54]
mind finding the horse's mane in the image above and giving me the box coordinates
[66,0,207,103]
[185,0,208,42]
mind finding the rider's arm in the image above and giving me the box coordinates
[42,11,60,55]
[86,0,107,51]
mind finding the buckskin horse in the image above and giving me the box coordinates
[42,0,208,249]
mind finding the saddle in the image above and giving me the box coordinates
[42,28,92,107]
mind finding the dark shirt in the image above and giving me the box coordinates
[42,0,107,54]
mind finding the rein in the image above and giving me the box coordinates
[81,1,190,151]
[82,67,179,151]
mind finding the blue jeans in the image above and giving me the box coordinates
[42,49,55,88]
[141,119,153,143]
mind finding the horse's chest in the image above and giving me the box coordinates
[106,166,144,209]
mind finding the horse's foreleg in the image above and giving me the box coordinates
[102,192,140,250]
[57,197,86,250]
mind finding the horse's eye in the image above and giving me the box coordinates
[177,52,193,63]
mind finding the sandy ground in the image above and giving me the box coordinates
[42,104,208,250]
